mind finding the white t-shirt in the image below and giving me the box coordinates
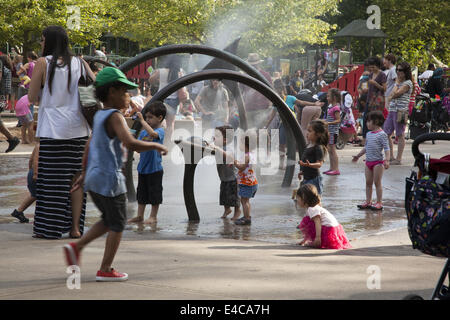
[306,205,339,227]
[418,70,433,80]
[385,66,397,97]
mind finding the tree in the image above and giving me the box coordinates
[0,0,109,54]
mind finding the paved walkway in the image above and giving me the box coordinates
[0,222,446,300]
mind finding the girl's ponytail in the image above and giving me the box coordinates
[310,120,329,156]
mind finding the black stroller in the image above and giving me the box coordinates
[408,94,432,140]
[404,132,450,300]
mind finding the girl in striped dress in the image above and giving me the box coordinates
[28,26,95,239]
[323,88,341,175]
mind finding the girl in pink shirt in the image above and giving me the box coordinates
[15,95,34,144]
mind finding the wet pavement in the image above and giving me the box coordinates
[1,122,449,244]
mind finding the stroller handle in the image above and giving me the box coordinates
[412,132,450,159]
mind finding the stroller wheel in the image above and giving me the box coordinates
[403,294,424,300]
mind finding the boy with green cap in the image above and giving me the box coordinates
[63,67,168,282]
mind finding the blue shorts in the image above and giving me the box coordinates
[301,175,323,195]
[238,184,258,199]
[27,169,37,198]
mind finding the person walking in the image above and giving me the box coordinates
[28,26,94,239]
[0,55,20,152]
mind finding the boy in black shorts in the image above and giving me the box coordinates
[128,101,166,224]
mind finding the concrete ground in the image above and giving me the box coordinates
[1,114,449,301]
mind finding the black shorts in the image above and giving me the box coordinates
[137,170,163,205]
[220,180,240,207]
[89,191,127,233]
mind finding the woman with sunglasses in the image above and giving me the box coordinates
[384,62,413,165]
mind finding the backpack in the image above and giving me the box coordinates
[406,175,450,257]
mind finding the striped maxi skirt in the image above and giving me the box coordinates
[33,137,88,239]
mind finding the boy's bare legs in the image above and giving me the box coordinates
[75,220,109,252]
[128,204,145,223]
[241,198,251,219]
[373,165,384,203]
[365,166,374,204]
[17,194,36,213]
[144,204,159,224]
[99,230,123,273]
[27,123,34,144]
[221,206,232,218]
[70,181,84,238]
[231,206,241,220]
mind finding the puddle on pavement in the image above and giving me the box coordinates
[0,147,408,244]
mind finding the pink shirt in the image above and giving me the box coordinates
[15,95,31,116]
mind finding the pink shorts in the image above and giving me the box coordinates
[365,160,384,171]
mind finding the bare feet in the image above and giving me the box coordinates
[128,216,144,224]
[221,209,232,219]
[143,217,157,224]
[231,211,241,221]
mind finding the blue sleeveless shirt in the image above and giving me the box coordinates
[84,109,127,197]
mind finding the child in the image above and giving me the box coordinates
[298,120,329,195]
[323,88,341,175]
[296,184,351,249]
[212,125,241,220]
[63,67,168,282]
[15,94,34,144]
[233,131,258,226]
[128,101,166,224]
[11,142,39,223]
[352,111,390,210]
[178,88,197,120]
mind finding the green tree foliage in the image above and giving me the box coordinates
[374,0,449,69]
[0,0,109,54]
[325,0,450,69]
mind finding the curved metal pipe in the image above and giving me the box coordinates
[145,70,306,221]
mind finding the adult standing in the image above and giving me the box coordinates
[18,51,38,100]
[0,55,20,152]
[418,63,435,82]
[425,67,444,99]
[289,70,304,96]
[28,26,94,239]
[241,53,273,129]
[363,57,387,140]
[148,55,182,143]
[195,79,229,130]
[384,62,413,165]
[383,54,397,112]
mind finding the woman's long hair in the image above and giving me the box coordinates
[41,26,74,95]
[397,61,412,81]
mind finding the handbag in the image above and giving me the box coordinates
[396,109,408,124]
[78,58,101,127]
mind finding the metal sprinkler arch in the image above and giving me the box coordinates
[118,44,301,203]
[146,69,306,221]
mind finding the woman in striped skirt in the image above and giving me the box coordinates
[28,26,95,239]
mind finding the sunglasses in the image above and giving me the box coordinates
[396,68,404,72]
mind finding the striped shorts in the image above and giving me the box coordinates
[33,137,88,239]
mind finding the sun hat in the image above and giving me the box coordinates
[247,53,264,65]
[94,67,138,89]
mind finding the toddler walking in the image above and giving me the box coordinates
[11,142,39,223]
[296,184,351,249]
[298,120,329,195]
[352,111,390,210]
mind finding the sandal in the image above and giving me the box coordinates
[357,201,372,209]
[371,202,383,211]
[390,159,402,165]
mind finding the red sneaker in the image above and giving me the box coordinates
[96,268,128,282]
[63,243,80,266]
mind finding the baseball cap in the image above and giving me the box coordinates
[94,67,138,89]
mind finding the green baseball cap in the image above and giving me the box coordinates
[94,67,139,89]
